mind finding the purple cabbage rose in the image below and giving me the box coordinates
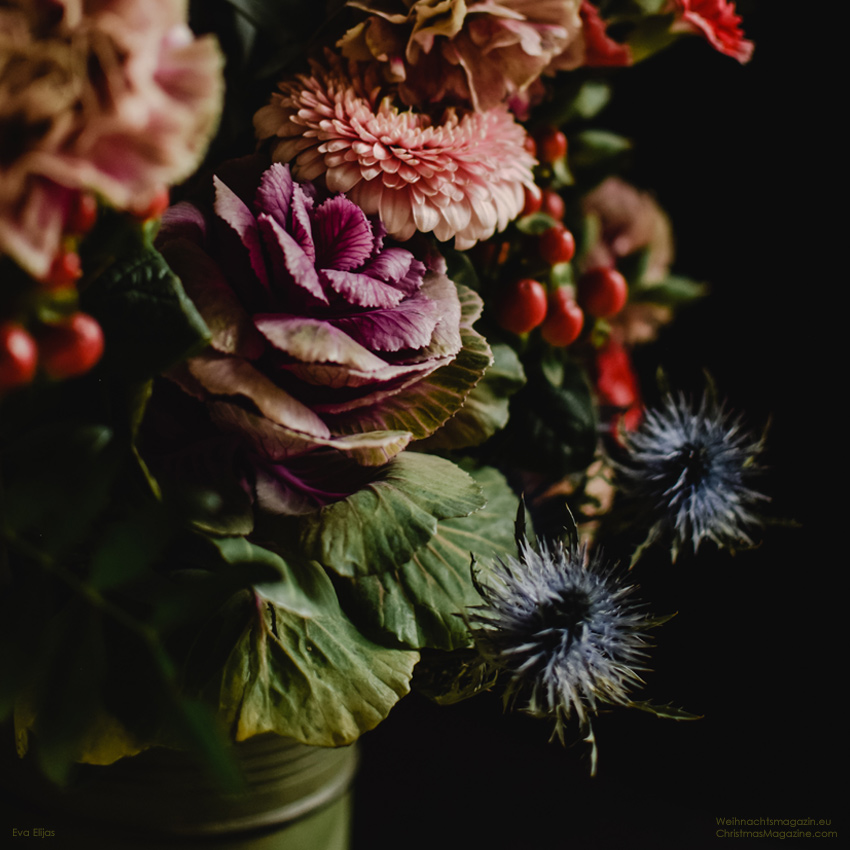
[155,156,485,514]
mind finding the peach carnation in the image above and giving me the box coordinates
[254,54,537,251]
[0,0,223,278]
[338,0,582,112]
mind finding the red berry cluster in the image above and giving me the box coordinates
[493,251,630,349]
[492,124,632,348]
[0,313,105,393]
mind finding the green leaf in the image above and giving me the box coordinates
[442,246,481,293]
[515,212,563,236]
[569,80,613,120]
[627,14,679,64]
[569,130,633,172]
[632,274,708,306]
[1,424,120,556]
[89,507,176,591]
[209,536,327,617]
[493,355,597,477]
[533,79,612,127]
[201,564,418,746]
[340,465,522,650]
[416,342,526,450]
[18,599,106,784]
[413,648,497,705]
[628,700,703,721]
[297,453,485,578]
[81,215,211,379]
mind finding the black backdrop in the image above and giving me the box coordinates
[352,5,840,848]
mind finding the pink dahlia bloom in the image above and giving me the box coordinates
[338,0,582,112]
[0,0,223,278]
[670,0,753,63]
[254,54,537,251]
[155,157,485,514]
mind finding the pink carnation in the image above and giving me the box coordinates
[0,0,223,278]
[581,177,673,283]
[338,0,583,112]
[670,0,754,63]
[581,177,674,346]
[254,54,537,251]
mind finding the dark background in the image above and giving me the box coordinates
[352,5,840,849]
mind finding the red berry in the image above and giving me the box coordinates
[494,278,548,335]
[0,322,38,390]
[523,135,538,158]
[536,127,568,164]
[541,289,584,346]
[539,225,576,266]
[38,312,104,379]
[577,267,629,318]
[540,189,565,221]
[521,185,542,217]
[68,192,98,235]
[43,251,82,290]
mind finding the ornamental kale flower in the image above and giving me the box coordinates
[0,0,223,279]
[253,52,537,250]
[467,532,653,769]
[616,391,768,560]
[156,156,487,514]
[337,0,582,112]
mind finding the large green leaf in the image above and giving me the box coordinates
[416,342,526,450]
[81,216,211,379]
[339,466,522,650]
[297,453,485,578]
[201,561,418,746]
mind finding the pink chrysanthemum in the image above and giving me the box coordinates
[670,0,753,64]
[0,0,223,279]
[254,54,537,251]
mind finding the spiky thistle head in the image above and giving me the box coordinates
[466,527,654,766]
[616,390,768,561]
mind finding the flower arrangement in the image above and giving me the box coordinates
[1,0,766,801]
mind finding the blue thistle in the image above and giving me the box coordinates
[616,391,768,561]
[467,524,655,772]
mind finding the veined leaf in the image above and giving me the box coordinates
[340,466,522,650]
[417,342,525,451]
[81,214,210,379]
[298,453,485,578]
[204,562,418,746]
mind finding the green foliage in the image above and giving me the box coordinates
[489,352,597,478]
[1,424,120,557]
[295,453,485,578]
[417,342,526,451]
[339,465,522,650]
[193,561,419,746]
[569,130,633,173]
[80,215,211,380]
